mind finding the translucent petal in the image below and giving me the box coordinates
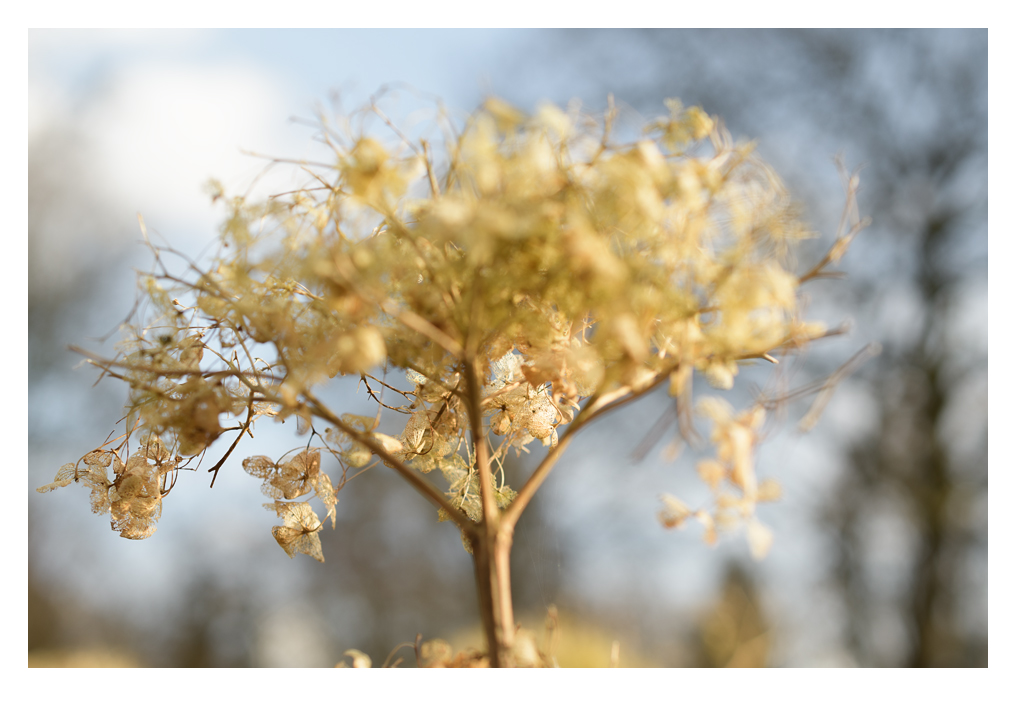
[658,494,691,529]
[37,463,77,493]
[243,455,277,479]
[83,450,114,467]
[747,519,773,560]
[313,473,337,529]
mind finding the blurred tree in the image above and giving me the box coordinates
[28,554,144,666]
[29,89,268,670]
[169,572,258,667]
[28,110,135,664]
[309,452,562,666]
[28,117,123,385]
[312,459,478,666]
[27,565,64,653]
[552,28,987,666]
[694,562,769,667]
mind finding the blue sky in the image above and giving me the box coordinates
[30,28,748,661]
[25,28,996,675]
[22,29,902,664]
[29,28,800,658]
[29,31,559,245]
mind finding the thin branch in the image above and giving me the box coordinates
[500,421,580,533]
[363,373,415,400]
[238,149,336,168]
[798,216,870,284]
[421,139,441,197]
[369,101,422,155]
[68,345,281,391]
[207,399,255,488]
[326,245,465,358]
[502,370,672,531]
[382,641,416,668]
[302,392,477,533]
[797,343,882,432]
[360,375,414,414]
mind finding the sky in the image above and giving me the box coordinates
[19,22,1004,716]
[29,31,548,249]
[27,26,561,595]
[13,18,1008,725]
[26,28,860,663]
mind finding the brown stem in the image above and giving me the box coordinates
[462,358,515,666]
[465,359,676,665]
[207,399,255,488]
[303,392,477,533]
[469,526,515,668]
[500,427,578,533]
[503,371,672,531]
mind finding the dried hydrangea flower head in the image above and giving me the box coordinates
[41,93,864,665]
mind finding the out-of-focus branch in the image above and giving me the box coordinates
[501,369,672,531]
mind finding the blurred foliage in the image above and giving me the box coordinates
[552,28,987,667]
[28,649,142,668]
[36,89,851,665]
[440,607,662,668]
[694,563,769,667]
[28,30,986,667]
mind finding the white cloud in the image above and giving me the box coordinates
[30,52,323,259]
[76,61,317,245]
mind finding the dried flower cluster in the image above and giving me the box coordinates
[40,434,179,539]
[40,93,862,663]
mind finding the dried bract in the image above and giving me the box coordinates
[263,501,324,562]
[45,94,859,644]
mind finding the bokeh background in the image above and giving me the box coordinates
[28,29,987,667]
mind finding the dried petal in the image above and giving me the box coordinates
[747,519,774,559]
[37,463,77,493]
[695,511,717,545]
[265,501,324,562]
[758,478,782,502]
[373,432,404,454]
[658,494,692,529]
[313,472,337,529]
[243,455,277,480]
[696,459,726,489]
[419,639,453,667]
[343,649,372,668]
[83,450,114,467]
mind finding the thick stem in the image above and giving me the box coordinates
[471,525,515,667]
[461,357,516,666]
